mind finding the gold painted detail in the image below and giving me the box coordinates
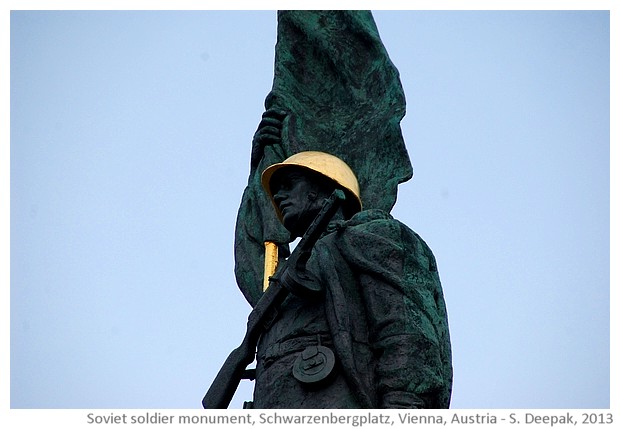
[263,241,279,291]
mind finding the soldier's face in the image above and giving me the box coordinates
[271,169,329,237]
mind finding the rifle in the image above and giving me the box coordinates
[202,189,346,409]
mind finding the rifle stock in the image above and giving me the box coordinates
[202,281,288,408]
[202,189,345,409]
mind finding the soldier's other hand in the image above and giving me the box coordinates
[251,108,287,168]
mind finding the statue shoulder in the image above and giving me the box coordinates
[340,209,420,245]
[342,208,401,233]
[324,209,438,274]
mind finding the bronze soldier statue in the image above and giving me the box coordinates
[203,11,452,409]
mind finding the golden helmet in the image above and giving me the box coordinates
[261,151,363,217]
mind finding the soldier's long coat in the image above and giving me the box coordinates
[253,209,452,408]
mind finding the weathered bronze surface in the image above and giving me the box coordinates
[221,10,452,409]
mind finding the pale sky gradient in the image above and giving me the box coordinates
[7,4,614,412]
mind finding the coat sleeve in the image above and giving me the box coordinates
[234,142,291,307]
[336,215,452,408]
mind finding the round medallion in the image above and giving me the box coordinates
[292,345,336,387]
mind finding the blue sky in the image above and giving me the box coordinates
[7,5,613,411]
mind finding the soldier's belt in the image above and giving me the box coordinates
[259,333,333,363]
